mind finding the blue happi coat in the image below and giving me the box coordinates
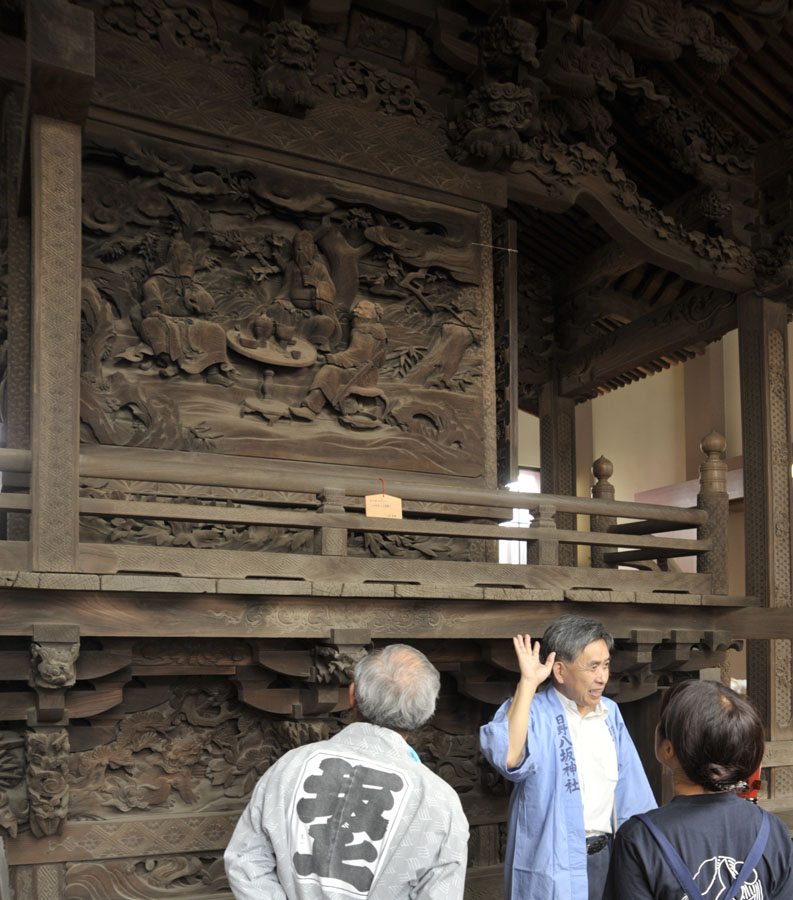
[479,688,656,900]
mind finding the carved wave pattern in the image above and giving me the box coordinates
[65,852,228,899]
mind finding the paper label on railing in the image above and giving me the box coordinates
[365,493,403,519]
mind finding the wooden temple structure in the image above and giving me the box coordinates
[1,0,793,896]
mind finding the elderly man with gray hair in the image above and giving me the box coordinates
[480,615,656,900]
[225,644,468,900]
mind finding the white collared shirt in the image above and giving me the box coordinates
[553,687,618,835]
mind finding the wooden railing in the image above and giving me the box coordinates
[0,434,732,603]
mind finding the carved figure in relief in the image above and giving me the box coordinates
[81,279,116,389]
[81,137,486,477]
[240,368,294,425]
[477,16,540,72]
[31,640,79,689]
[273,230,342,352]
[225,645,468,900]
[292,299,388,427]
[254,21,318,117]
[449,82,537,168]
[140,237,233,385]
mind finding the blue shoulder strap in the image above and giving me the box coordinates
[635,809,770,900]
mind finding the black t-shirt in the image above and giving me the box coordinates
[603,792,793,900]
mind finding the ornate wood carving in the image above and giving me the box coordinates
[26,728,69,838]
[30,625,79,691]
[0,733,26,839]
[64,854,227,899]
[81,128,489,481]
[30,116,82,572]
[4,0,793,890]
[253,21,318,118]
[10,863,64,900]
[558,287,737,399]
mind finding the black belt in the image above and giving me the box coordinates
[586,834,609,855]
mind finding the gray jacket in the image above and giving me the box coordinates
[224,722,469,900]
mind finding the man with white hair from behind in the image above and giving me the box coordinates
[225,643,469,900]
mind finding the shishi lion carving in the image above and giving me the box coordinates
[31,641,80,689]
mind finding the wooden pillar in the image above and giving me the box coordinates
[4,89,32,541]
[737,291,793,804]
[539,382,576,565]
[492,212,518,487]
[27,0,93,571]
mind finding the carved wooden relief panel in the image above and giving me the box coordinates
[81,128,490,480]
[2,636,509,899]
[0,627,741,897]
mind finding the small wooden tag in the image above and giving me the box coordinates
[365,493,403,519]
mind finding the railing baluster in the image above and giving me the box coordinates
[590,456,616,569]
[697,431,728,595]
[316,487,348,557]
[527,502,558,565]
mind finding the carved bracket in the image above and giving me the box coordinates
[313,629,370,685]
[29,623,79,725]
[652,629,741,673]
[233,666,347,717]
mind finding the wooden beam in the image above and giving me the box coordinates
[556,239,644,298]
[764,740,793,768]
[0,593,757,639]
[558,289,737,398]
[722,607,793,640]
[555,183,753,300]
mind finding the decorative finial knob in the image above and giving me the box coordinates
[701,430,726,458]
[592,455,613,481]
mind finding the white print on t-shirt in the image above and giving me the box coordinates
[684,855,762,900]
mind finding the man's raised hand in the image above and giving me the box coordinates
[513,634,556,686]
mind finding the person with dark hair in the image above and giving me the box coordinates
[225,644,468,900]
[604,679,793,899]
[480,615,656,900]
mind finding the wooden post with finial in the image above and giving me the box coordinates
[697,431,728,595]
[590,456,615,569]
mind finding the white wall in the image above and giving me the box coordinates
[517,410,540,470]
[517,365,687,501]
[589,366,687,502]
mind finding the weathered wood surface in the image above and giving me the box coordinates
[559,289,738,397]
[764,741,793,769]
[7,812,241,866]
[74,543,715,590]
[0,593,766,639]
[78,497,710,552]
